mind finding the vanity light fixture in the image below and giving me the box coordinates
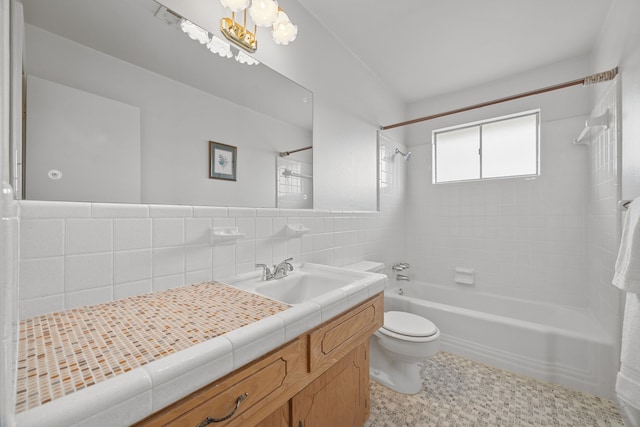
[179,17,260,65]
[207,34,234,58]
[236,50,260,65]
[219,0,297,53]
[179,18,210,45]
[271,9,298,45]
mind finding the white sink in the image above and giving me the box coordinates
[224,262,385,305]
[254,272,353,304]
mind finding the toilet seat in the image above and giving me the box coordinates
[378,311,439,342]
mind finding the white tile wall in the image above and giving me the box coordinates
[1,184,19,427]
[586,78,623,337]
[17,198,406,318]
[114,218,152,251]
[20,219,64,258]
[406,115,591,308]
[65,219,113,254]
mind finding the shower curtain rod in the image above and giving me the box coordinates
[279,146,312,157]
[381,67,619,130]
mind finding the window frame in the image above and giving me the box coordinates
[432,109,540,184]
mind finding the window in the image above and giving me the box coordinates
[433,110,539,183]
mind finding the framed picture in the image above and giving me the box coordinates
[209,141,237,181]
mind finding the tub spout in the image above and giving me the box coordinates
[396,274,410,281]
[392,262,411,271]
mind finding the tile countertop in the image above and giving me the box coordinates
[14,266,386,427]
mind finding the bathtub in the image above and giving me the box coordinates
[383,282,617,399]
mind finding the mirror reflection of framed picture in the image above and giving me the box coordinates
[209,141,237,181]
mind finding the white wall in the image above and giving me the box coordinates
[591,0,640,334]
[25,25,312,208]
[592,0,640,202]
[585,77,622,349]
[591,0,640,422]
[404,56,594,308]
[1,0,19,425]
[378,132,408,269]
[25,75,141,203]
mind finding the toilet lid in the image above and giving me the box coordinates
[382,311,438,337]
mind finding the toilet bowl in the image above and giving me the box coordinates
[371,311,440,394]
[345,261,441,395]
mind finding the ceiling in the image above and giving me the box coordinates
[302,0,614,103]
[23,0,614,112]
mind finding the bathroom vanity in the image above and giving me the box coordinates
[136,293,383,427]
[14,264,385,426]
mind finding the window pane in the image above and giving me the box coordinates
[482,114,538,178]
[435,126,480,182]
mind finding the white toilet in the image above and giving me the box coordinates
[346,261,441,395]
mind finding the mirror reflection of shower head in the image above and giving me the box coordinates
[395,148,412,160]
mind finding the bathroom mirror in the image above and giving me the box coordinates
[17,0,313,208]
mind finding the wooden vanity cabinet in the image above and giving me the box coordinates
[135,293,383,427]
[291,342,370,427]
[254,403,290,427]
[136,337,307,427]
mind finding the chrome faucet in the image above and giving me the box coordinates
[392,262,411,271]
[255,257,294,281]
[396,274,410,281]
[273,257,294,279]
[255,263,273,281]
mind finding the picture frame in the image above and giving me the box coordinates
[209,141,237,181]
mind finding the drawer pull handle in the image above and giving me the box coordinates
[197,393,249,426]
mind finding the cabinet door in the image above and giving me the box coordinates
[292,342,369,427]
[254,402,290,427]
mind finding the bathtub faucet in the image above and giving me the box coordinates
[392,262,411,271]
[396,274,410,281]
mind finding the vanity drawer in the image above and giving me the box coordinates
[308,293,383,373]
[137,338,305,427]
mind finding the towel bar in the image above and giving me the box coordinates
[618,200,632,211]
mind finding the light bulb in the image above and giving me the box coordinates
[235,51,260,65]
[249,0,279,27]
[208,36,233,58]
[219,0,250,12]
[272,11,297,45]
[179,19,210,45]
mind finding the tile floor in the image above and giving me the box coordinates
[366,352,625,427]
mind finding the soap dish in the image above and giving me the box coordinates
[211,227,246,245]
[285,224,311,237]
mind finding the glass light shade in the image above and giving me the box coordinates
[272,11,297,45]
[235,51,260,65]
[207,36,233,58]
[179,19,210,45]
[219,0,250,13]
[249,0,279,27]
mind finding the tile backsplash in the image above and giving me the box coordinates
[586,78,622,336]
[18,201,404,319]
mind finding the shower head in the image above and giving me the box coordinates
[395,148,412,161]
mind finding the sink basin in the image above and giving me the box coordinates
[254,272,353,304]
[224,262,385,305]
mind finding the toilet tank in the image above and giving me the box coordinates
[344,261,385,274]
